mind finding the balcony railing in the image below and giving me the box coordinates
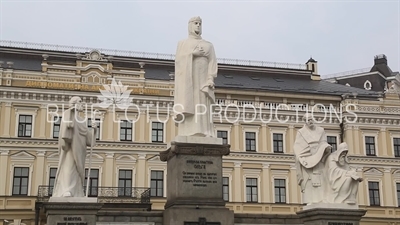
[37,185,151,204]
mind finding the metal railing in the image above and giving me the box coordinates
[322,67,371,79]
[0,40,307,70]
[37,185,151,204]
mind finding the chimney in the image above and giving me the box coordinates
[374,54,387,65]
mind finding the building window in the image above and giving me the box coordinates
[365,136,376,156]
[246,178,258,202]
[245,132,256,151]
[84,169,99,197]
[12,167,29,195]
[151,122,164,143]
[53,117,62,138]
[222,177,229,201]
[48,168,57,196]
[397,183,400,207]
[394,138,400,157]
[274,179,286,203]
[150,171,164,197]
[118,170,132,197]
[18,115,32,137]
[327,136,337,152]
[217,130,228,145]
[273,133,284,153]
[368,181,380,206]
[88,118,100,140]
[120,120,132,141]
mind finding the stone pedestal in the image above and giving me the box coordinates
[296,207,366,225]
[43,202,102,225]
[160,139,234,225]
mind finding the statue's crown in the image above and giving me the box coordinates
[189,16,202,23]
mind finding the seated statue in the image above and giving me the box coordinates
[326,142,363,204]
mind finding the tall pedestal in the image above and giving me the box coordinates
[43,201,102,225]
[160,138,234,225]
[296,207,366,225]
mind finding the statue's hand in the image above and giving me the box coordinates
[206,79,215,89]
[66,121,74,129]
[357,177,363,182]
[193,47,205,56]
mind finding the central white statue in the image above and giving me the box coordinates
[294,113,332,205]
[52,96,97,198]
[174,16,218,137]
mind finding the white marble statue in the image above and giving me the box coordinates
[326,142,363,205]
[294,113,332,205]
[174,16,218,137]
[52,96,97,197]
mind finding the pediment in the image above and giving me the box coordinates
[116,154,137,162]
[147,155,166,164]
[393,169,400,178]
[10,151,35,160]
[47,152,59,159]
[85,153,104,162]
[364,167,383,176]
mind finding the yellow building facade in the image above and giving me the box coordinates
[0,42,400,225]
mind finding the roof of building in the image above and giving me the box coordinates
[0,44,382,99]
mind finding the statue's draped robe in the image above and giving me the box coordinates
[326,153,359,203]
[174,34,217,137]
[52,109,95,197]
[293,125,330,204]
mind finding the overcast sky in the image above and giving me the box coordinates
[0,0,399,75]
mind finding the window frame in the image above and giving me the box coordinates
[217,130,229,145]
[118,169,133,197]
[365,136,376,156]
[243,169,261,203]
[327,135,338,152]
[362,130,379,156]
[273,178,287,204]
[52,116,62,139]
[150,170,164,197]
[393,137,400,157]
[242,126,260,152]
[12,167,30,196]
[17,115,33,138]
[368,181,381,206]
[84,168,100,197]
[151,121,165,143]
[48,167,57,196]
[272,133,284,153]
[14,107,37,138]
[87,118,101,141]
[119,120,133,141]
[214,124,232,145]
[245,177,258,203]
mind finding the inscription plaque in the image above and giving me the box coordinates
[327,222,354,225]
[56,217,88,225]
[184,217,221,225]
[182,160,218,187]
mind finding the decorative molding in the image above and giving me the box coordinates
[363,167,383,177]
[105,152,114,158]
[36,150,46,157]
[138,153,147,160]
[116,154,137,163]
[0,149,10,156]
[10,151,35,160]
[234,162,242,168]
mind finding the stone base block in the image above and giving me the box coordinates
[44,202,102,225]
[163,206,234,225]
[303,203,358,210]
[296,207,366,225]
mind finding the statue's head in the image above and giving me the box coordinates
[69,96,83,112]
[336,142,349,165]
[302,113,315,129]
[188,16,202,38]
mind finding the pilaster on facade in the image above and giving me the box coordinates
[233,162,242,202]
[261,163,271,203]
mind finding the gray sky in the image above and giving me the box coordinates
[0,0,399,75]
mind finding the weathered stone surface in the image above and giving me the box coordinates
[163,207,234,225]
[44,202,102,225]
[297,208,366,225]
[160,141,229,162]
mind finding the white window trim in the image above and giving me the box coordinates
[115,167,136,190]
[269,127,287,153]
[87,116,103,141]
[14,107,38,138]
[9,163,34,196]
[46,165,59,186]
[393,170,400,207]
[242,125,260,152]
[118,119,136,142]
[365,178,383,206]
[149,119,166,143]
[214,124,233,144]
[390,132,400,157]
[243,169,261,203]
[223,168,233,202]
[148,166,167,197]
[271,170,290,204]
[361,130,379,156]
[115,154,137,188]
[326,133,340,151]
[85,165,102,189]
